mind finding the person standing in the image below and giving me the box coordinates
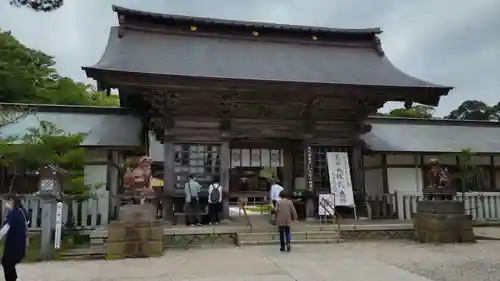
[269,180,284,223]
[1,195,28,281]
[275,191,298,252]
[184,174,202,226]
[269,180,284,210]
[208,176,223,225]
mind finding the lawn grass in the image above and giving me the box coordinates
[0,232,83,263]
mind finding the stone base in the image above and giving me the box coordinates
[422,187,455,195]
[417,200,464,214]
[106,220,164,259]
[106,204,164,259]
[119,204,156,222]
[413,213,475,243]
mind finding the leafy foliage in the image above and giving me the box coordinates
[0,119,89,196]
[9,0,63,12]
[0,104,31,127]
[379,104,435,119]
[455,148,477,193]
[446,100,500,121]
[0,30,119,106]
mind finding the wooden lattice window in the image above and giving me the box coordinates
[312,146,354,192]
[174,144,221,189]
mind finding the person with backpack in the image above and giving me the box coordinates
[208,176,223,225]
[0,195,29,281]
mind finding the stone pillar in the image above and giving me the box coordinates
[40,196,56,260]
[163,135,175,223]
[220,140,230,219]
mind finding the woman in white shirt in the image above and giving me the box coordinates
[208,176,223,225]
[269,180,284,211]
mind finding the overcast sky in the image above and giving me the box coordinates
[1,0,499,115]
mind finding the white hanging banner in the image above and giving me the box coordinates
[327,152,355,207]
[54,201,63,249]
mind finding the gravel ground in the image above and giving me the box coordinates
[338,240,500,281]
[16,240,500,281]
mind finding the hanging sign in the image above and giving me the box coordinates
[54,201,63,249]
[318,194,335,216]
[327,152,355,207]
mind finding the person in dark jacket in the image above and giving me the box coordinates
[1,195,28,281]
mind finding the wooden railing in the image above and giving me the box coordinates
[0,191,109,231]
[366,191,500,222]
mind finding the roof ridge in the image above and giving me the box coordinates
[367,116,500,127]
[112,5,382,35]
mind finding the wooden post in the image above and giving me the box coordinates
[220,140,230,219]
[107,150,120,221]
[163,135,175,223]
[283,144,294,194]
[352,144,364,207]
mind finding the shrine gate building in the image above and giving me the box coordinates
[83,6,452,221]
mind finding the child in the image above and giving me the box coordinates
[274,191,298,252]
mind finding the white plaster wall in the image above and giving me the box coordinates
[471,155,493,166]
[149,133,164,162]
[495,156,500,167]
[363,154,382,167]
[84,149,108,195]
[364,168,383,196]
[387,167,422,193]
[423,154,457,165]
[386,154,417,165]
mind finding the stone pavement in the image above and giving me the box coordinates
[17,240,500,281]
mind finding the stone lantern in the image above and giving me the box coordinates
[37,164,66,197]
[36,164,67,260]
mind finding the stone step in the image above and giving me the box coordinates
[59,246,105,260]
[238,231,340,244]
[240,238,340,246]
[246,225,339,233]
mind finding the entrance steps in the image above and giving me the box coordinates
[238,229,340,246]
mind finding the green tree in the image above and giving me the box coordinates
[0,30,119,106]
[379,105,435,119]
[9,0,63,12]
[0,120,88,193]
[446,100,500,121]
[0,118,95,227]
[456,148,477,194]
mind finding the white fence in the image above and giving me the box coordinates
[366,191,500,222]
[0,191,110,231]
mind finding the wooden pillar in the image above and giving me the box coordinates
[106,150,120,221]
[352,144,365,206]
[220,140,230,219]
[381,154,389,193]
[283,145,294,194]
[162,135,175,223]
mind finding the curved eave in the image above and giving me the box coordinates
[83,67,451,106]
